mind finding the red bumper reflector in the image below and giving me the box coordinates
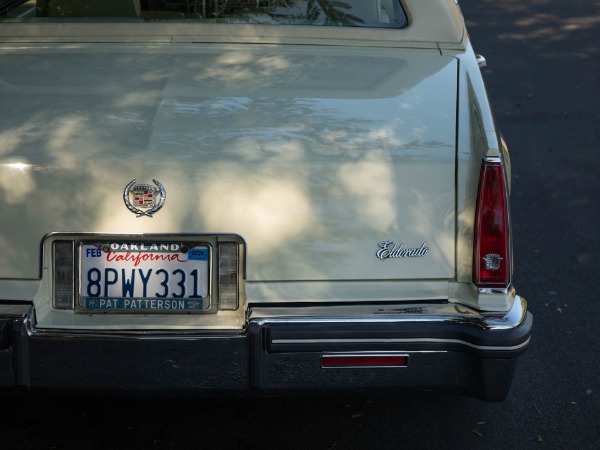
[321,355,409,368]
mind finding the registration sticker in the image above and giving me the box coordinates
[79,242,210,312]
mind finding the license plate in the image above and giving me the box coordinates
[79,242,210,312]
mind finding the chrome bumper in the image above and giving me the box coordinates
[0,298,532,401]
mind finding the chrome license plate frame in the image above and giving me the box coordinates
[78,241,211,313]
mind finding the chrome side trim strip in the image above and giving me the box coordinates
[273,337,531,352]
[251,296,528,332]
[26,310,244,340]
[27,327,244,340]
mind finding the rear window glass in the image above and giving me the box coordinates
[1,0,408,28]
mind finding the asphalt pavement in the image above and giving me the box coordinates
[2,1,600,449]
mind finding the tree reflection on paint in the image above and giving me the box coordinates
[181,0,363,26]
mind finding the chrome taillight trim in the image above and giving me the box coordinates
[485,156,502,164]
[477,285,514,296]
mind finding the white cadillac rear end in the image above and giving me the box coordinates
[0,0,531,400]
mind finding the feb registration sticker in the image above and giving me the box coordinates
[79,242,210,312]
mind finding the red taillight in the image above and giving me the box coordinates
[473,162,510,287]
[321,354,409,368]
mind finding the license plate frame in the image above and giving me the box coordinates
[77,241,212,313]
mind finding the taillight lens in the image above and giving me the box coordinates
[473,162,510,287]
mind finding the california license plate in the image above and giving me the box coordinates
[79,242,210,312]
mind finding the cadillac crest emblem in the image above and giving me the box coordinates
[123,179,166,217]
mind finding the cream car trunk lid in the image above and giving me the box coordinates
[0,44,457,281]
